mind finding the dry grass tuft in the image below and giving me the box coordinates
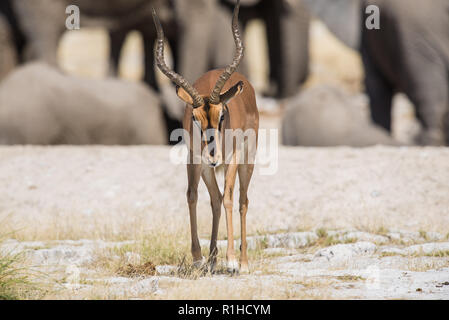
[0,240,48,300]
[0,251,29,300]
[308,228,357,249]
[116,261,157,277]
[335,275,366,282]
[425,251,449,258]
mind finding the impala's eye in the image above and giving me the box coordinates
[220,115,225,122]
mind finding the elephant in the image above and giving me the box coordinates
[4,0,232,87]
[282,85,400,147]
[221,0,310,98]
[302,0,449,145]
[0,63,167,145]
[361,0,449,145]
[3,0,312,101]
[0,0,236,138]
[303,0,361,50]
[0,13,17,81]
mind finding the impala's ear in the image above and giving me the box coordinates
[220,81,244,105]
[176,86,194,105]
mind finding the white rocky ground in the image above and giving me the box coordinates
[1,146,449,299]
[2,230,449,299]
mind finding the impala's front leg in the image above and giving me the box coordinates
[223,161,239,273]
[187,163,202,265]
[238,164,254,274]
[202,167,223,270]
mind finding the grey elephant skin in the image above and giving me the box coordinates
[0,0,238,138]
[304,0,449,145]
[222,0,310,98]
[303,0,361,50]
[2,0,233,88]
[361,0,449,145]
[282,85,400,147]
[0,13,17,81]
[2,0,311,99]
[0,63,167,145]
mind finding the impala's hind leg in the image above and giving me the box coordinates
[187,163,202,266]
[238,164,254,274]
[202,166,222,270]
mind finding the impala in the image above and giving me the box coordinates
[152,0,259,273]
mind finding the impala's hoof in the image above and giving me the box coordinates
[240,264,249,274]
[227,268,239,276]
[227,260,239,275]
[192,256,206,268]
[209,261,217,273]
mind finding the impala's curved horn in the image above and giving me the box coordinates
[209,0,244,105]
[152,8,205,108]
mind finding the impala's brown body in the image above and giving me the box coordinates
[184,70,258,273]
[153,0,258,273]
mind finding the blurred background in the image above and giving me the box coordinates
[0,0,447,146]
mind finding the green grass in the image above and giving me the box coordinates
[380,251,403,257]
[0,245,42,300]
[114,235,190,266]
[315,228,328,239]
[98,229,209,277]
[323,235,356,247]
[376,226,388,236]
[95,227,285,279]
[0,224,54,300]
[313,229,356,247]
[425,250,449,258]
[335,275,366,282]
[419,230,429,241]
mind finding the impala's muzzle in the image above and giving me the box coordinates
[202,130,222,167]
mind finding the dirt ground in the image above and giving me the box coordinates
[1,146,448,299]
[1,17,447,301]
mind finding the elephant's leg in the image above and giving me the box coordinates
[174,0,213,83]
[0,0,26,62]
[142,30,183,140]
[408,85,448,146]
[362,47,394,132]
[0,14,17,80]
[210,4,238,73]
[167,35,179,76]
[13,0,65,65]
[142,33,158,89]
[23,28,63,65]
[275,0,310,98]
[404,55,448,146]
[217,1,256,77]
[108,29,128,77]
[264,0,282,97]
